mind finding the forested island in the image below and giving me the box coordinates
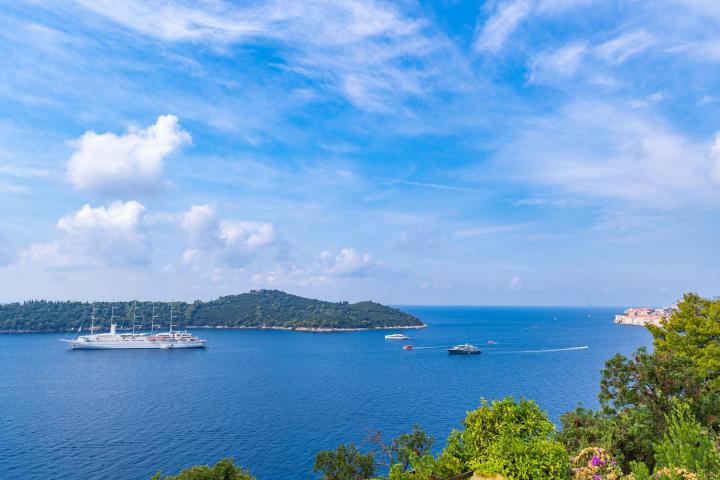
[0,289,424,333]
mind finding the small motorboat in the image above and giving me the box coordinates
[487,340,497,345]
[385,333,409,340]
[403,345,414,350]
[448,343,481,355]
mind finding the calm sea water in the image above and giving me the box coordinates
[0,306,652,480]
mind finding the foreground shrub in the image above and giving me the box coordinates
[314,443,375,480]
[651,293,720,391]
[151,458,255,480]
[654,401,720,477]
[448,397,569,480]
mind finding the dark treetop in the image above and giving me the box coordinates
[0,289,424,333]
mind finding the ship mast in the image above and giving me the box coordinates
[151,303,157,334]
[90,303,97,334]
[110,302,117,335]
[132,302,137,334]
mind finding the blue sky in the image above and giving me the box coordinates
[1,0,719,305]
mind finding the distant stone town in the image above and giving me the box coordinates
[614,305,676,327]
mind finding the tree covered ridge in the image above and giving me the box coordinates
[0,289,423,332]
[156,293,720,480]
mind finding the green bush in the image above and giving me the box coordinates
[313,443,375,480]
[654,401,720,477]
[455,397,569,480]
[151,458,255,480]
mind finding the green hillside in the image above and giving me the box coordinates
[0,289,424,332]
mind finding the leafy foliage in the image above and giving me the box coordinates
[560,293,720,477]
[590,348,705,468]
[558,406,615,455]
[372,424,434,473]
[150,458,255,480]
[387,398,569,480]
[313,444,375,480]
[0,290,422,332]
[651,293,720,390]
[458,397,569,480]
[653,401,720,477]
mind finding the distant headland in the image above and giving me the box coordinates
[613,304,676,327]
[0,289,425,333]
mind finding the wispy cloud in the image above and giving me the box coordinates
[497,101,720,207]
[595,30,656,64]
[67,0,468,112]
[454,224,526,238]
[528,42,587,84]
[381,178,484,193]
[473,0,530,53]
[0,164,51,178]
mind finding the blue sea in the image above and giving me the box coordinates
[0,306,652,480]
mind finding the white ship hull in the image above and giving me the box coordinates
[67,340,206,349]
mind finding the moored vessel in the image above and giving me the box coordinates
[62,303,207,350]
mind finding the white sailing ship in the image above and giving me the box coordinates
[62,303,207,350]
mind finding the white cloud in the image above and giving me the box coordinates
[320,247,381,277]
[711,133,720,185]
[537,0,597,12]
[500,102,720,206]
[510,276,523,289]
[528,42,587,84]
[0,182,31,195]
[0,164,51,177]
[630,91,665,109]
[20,201,150,269]
[474,0,530,53]
[66,115,190,194]
[70,0,464,112]
[179,204,276,268]
[473,0,595,54]
[219,221,276,251]
[251,262,329,288]
[454,224,525,238]
[595,30,655,64]
[250,247,385,288]
[181,204,217,247]
[0,237,13,266]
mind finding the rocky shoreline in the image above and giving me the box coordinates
[184,324,428,332]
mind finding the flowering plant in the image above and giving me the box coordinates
[572,447,623,480]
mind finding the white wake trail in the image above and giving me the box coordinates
[519,345,589,353]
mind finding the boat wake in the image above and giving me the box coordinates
[405,345,448,350]
[401,345,589,353]
[519,345,589,353]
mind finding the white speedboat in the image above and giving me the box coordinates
[448,343,481,355]
[385,333,409,340]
